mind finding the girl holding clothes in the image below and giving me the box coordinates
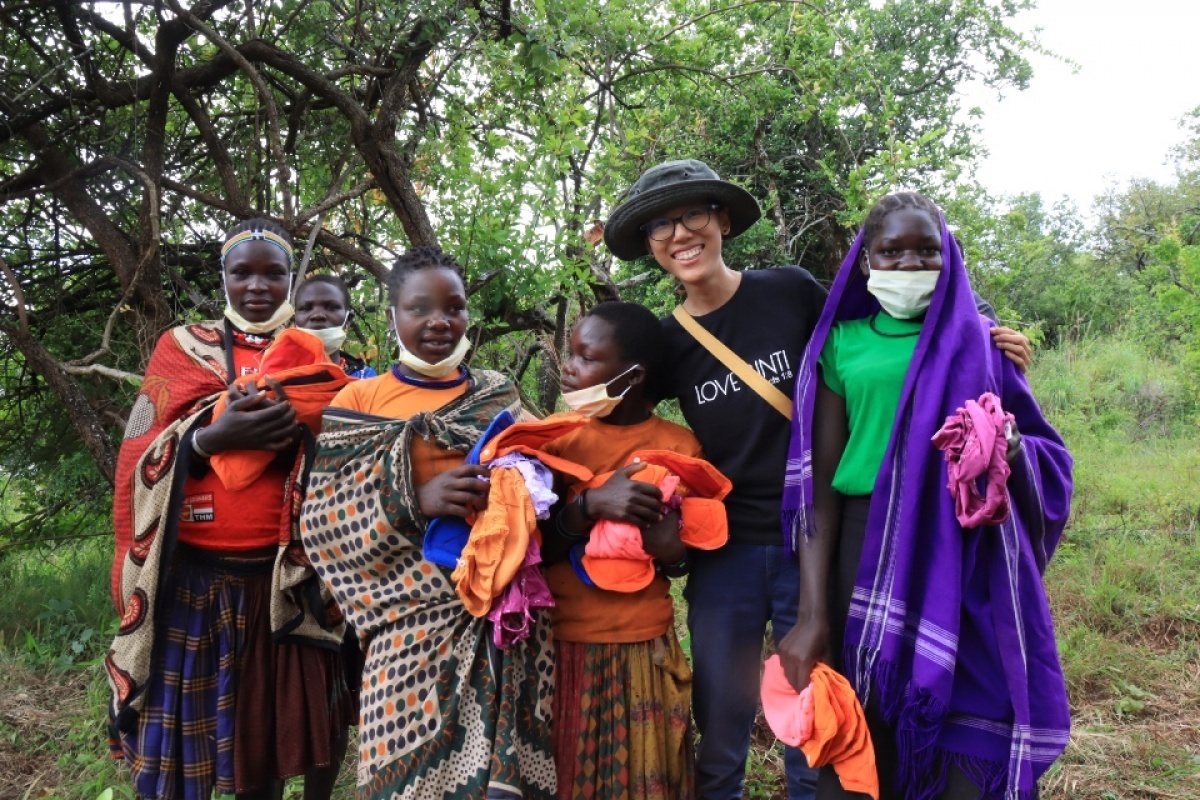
[300,246,556,800]
[541,301,706,800]
[602,161,1033,800]
[107,219,352,800]
[778,192,1073,800]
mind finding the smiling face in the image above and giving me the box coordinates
[861,207,944,275]
[390,267,468,375]
[294,281,348,330]
[560,315,642,395]
[645,202,731,286]
[223,240,291,323]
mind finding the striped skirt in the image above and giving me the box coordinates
[552,631,695,800]
[120,545,353,800]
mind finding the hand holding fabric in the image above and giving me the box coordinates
[201,378,298,454]
[417,464,491,519]
[585,462,663,526]
[776,614,831,693]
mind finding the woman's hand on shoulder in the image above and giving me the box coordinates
[990,326,1032,373]
[586,463,663,527]
[199,378,298,453]
[416,464,491,519]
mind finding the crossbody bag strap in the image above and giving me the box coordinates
[671,305,792,420]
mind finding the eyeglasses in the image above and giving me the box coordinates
[641,205,719,242]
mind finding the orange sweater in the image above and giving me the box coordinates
[540,415,702,644]
[329,370,469,488]
[178,341,286,551]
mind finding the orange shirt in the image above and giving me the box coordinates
[178,341,287,552]
[541,415,703,644]
[330,370,470,488]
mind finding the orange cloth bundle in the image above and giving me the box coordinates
[209,328,351,491]
[452,414,593,616]
[579,449,731,592]
[761,656,878,800]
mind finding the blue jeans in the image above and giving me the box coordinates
[685,543,818,800]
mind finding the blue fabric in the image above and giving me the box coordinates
[422,408,516,567]
[685,543,817,800]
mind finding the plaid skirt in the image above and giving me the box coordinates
[552,631,695,800]
[120,545,353,800]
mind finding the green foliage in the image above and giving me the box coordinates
[0,541,115,669]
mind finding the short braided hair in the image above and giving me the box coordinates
[296,273,351,307]
[583,301,668,402]
[387,246,465,306]
[860,192,942,252]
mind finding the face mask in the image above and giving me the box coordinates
[296,325,347,355]
[561,364,639,419]
[866,268,940,320]
[390,311,470,378]
[222,275,294,335]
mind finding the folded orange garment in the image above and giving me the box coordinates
[476,412,594,484]
[452,467,535,617]
[579,450,732,592]
[761,657,878,800]
[210,328,351,491]
[453,412,594,616]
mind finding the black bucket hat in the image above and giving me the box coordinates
[603,159,762,261]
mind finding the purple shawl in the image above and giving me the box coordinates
[781,218,1073,800]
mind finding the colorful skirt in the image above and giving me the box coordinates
[552,631,695,800]
[120,545,353,800]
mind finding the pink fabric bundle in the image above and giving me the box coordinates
[585,474,680,559]
[761,655,815,746]
[931,391,1015,528]
[761,656,879,799]
[486,537,554,648]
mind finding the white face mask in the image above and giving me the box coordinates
[222,275,294,335]
[296,325,347,355]
[389,310,470,378]
[866,268,940,320]
[560,364,639,419]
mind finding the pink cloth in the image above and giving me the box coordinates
[486,537,554,648]
[931,391,1015,528]
[584,474,680,560]
[761,654,814,747]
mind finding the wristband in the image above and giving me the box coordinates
[575,489,593,521]
[191,430,213,460]
[555,507,590,541]
[658,553,690,578]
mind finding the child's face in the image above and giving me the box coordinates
[223,241,291,323]
[390,267,468,362]
[561,316,639,394]
[294,283,348,330]
[861,208,943,275]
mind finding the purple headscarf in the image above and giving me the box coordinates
[781,209,1073,800]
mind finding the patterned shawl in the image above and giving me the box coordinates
[106,321,343,740]
[781,222,1074,800]
[300,371,557,799]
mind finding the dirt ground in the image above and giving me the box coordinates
[3,656,1198,800]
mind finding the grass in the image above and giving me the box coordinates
[3,334,1199,799]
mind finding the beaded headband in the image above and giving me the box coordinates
[220,227,294,265]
